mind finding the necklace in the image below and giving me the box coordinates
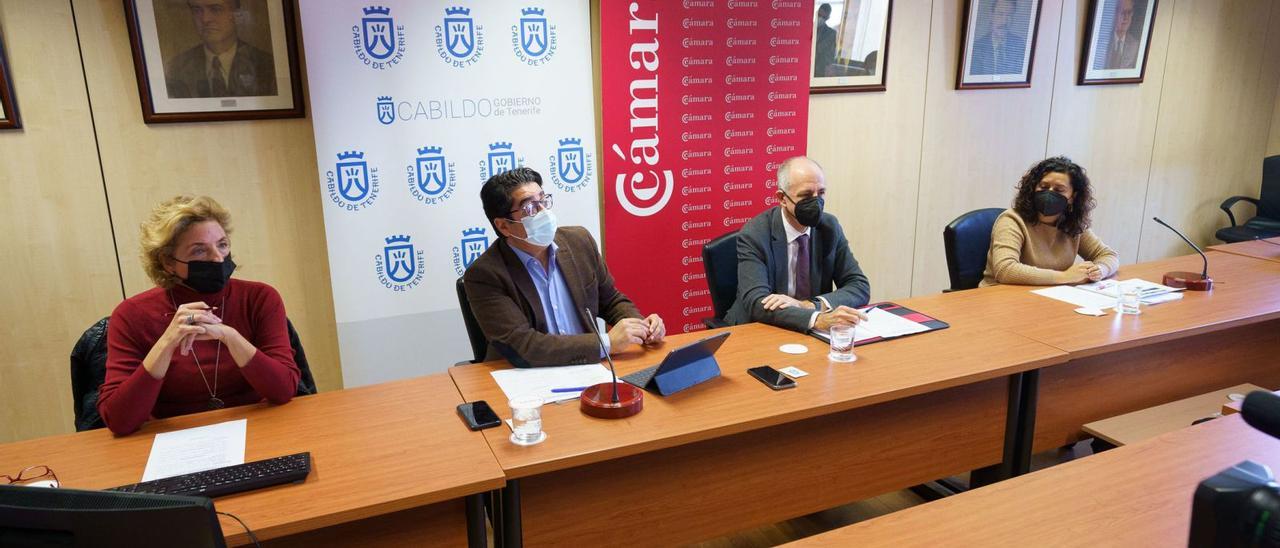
[169,291,228,410]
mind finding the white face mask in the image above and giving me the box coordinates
[514,208,557,247]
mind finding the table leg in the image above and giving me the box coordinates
[465,493,486,548]
[501,479,522,548]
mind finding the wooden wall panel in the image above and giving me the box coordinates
[69,0,342,393]
[1138,0,1280,260]
[0,0,122,443]
[910,0,1065,295]
[1043,0,1174,266]
[810,0,933,302]
[1271,78,1280,156]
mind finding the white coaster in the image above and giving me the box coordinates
[779,343,809,354]
[1074,307,1107,316]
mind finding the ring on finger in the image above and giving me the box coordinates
[187,314,196,325]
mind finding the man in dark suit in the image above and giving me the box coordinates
[813,3,837,78]
[463,168,665,367]
[164,0,277,98]
[1102,0,1140,70]
[724,157,870,333]
[969,0,1026,76]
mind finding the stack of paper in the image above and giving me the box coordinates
[812,307,932,344]
[142,419,247,482]
[489,363,617,404]
[1033,278,1185,308]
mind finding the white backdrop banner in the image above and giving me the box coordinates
[298,1,599,387]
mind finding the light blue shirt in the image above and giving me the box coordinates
[511,243,586,336]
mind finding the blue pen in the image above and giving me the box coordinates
[550,386,589,393]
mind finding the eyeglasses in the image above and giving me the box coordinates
[2,465,59,488]
[506,194,554,218]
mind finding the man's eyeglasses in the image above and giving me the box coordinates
[506,194,554,218]
[2,465,59,488]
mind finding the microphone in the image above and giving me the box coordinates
[577,308,644,419]
[585,307,620,403]
[1152,217,1214,290]
[1242,390,1280,441]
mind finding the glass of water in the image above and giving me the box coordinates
[509,398,546,446]
[828,324,857,362]
[1117,285,1142,315]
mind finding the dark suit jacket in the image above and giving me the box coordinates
[724,207,870,332]
[463,226,642,367]
[165,40,277,98]
[970,29,1027,76]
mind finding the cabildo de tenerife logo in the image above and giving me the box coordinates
[326,150,379,211]
[375,235,425,292]
[436,6,484,68]
[549,137,591,192]
[354,6,406,70]
[452,227,491,275]
[407,146,457,205]
[479,142,523,182]
[512,7,557,66]
[376,95,395,125]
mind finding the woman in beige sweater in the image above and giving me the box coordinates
[981,157,1119,286]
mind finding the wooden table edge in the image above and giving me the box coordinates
[223,476,507,545]
[483,349,1067,479]
[1058,311,1280,359]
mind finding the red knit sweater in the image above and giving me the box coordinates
[98,278,300,435]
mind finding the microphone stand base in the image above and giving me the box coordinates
[580,382,644,419]
[1164,271,1213,291]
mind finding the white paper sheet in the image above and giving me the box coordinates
[142,419,247,482]
[1031,286,1120,310]
[1078,278,1183,299]
[490,363,617,405]
[812,306,934,343]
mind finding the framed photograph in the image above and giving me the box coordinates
[810,1,893,93]
[0,28,20,130]
[124,0,304,123]
[1078,0,1158,85]
[956,0,1043,90]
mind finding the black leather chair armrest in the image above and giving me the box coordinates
[1219,196,1260,227]
[702,317,729,329]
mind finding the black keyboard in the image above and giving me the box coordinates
[109,452,311,499]
[620,365,659,387]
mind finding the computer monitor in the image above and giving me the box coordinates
[0,484,226,548]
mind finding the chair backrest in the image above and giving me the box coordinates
[1260,155,1280,220]
[943,208,1005,291]
[701,230,740,320]
[286,319,318,396]
[70,317,110,432]
[70,316,317,432]
[455,278,489,364]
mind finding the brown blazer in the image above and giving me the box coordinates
[462,226,642,367]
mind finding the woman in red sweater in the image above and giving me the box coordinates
[98,195,300,435]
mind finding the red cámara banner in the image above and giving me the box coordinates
[601,0,813,333]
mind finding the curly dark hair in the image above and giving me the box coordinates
[1012,156,1096,237]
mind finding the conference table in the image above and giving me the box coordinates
[899,249,1280,468]
[1210,236,1280,263]
[788,413,1280,546]
[0,374,504,547]
[454,247,1280,546]
[451,322,1068,546]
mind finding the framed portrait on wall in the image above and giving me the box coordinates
[0,27,20,130]
[956,0,1043,90]
[1078,0,1158,85]
[810,0,893,93]
[124,0,304,123]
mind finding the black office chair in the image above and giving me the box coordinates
[455,278,488,364]
[943,208,1005,291]
[70,316,318,432]
[701,230,740,329]
[1216,155,1280,243]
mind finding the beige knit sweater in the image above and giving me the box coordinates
[980,209,1119,287]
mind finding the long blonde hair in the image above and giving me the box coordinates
[139,196,232,288]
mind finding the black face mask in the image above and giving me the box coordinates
[787,194,825,227]
[174,256,236,293]
[1033,190,1069,217]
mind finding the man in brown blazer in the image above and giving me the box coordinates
[463,168,665,367]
